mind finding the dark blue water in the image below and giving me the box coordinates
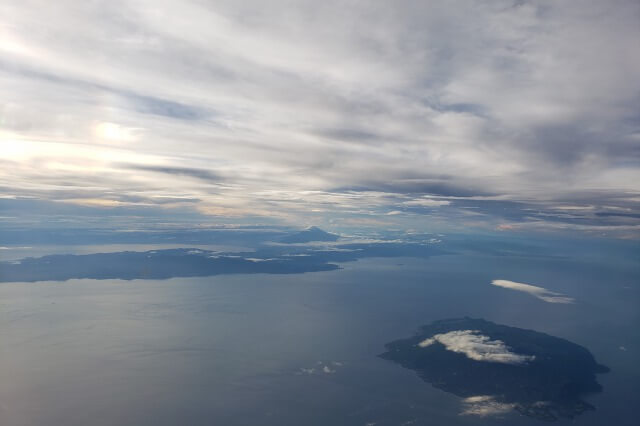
[1,245,638,425]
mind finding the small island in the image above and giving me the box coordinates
[380,318,609,421]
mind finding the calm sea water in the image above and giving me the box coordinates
[1,246,638,425]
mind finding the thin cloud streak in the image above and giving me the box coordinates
[491,279,574,304]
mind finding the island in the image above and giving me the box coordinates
[380,318,609,421]
[0,241,444,283]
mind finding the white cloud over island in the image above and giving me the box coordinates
[491,279,574,304]
[418,330,534,364]
[460,395,515,417]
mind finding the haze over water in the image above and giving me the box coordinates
[1,234,638,425]
[1,1,639,425]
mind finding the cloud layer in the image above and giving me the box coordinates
[1,1,639,234]
[418,330,534,364]
[491,279,574,304]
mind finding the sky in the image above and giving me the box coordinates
[1,0,639,237]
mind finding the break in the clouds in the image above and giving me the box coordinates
[418,330,535,364]
[1,1,639,235]
[491,279,575,304]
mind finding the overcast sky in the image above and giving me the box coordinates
[1,1,639,236]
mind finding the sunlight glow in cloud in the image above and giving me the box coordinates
[94,122,139,142]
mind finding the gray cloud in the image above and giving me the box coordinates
[121,164,223,182]
[1,0,639,234]
[0,59,210,121]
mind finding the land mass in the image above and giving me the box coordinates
[380,318,609,421]
[0,241,444,282]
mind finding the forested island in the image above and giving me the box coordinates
[380,318,609,421]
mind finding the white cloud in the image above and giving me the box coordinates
[491,279,574,304]
[418,337,436,347]
[322,365,335,374]
[403,198,451,207]
[460,395,515,417]
[418,330,534,364]
[297,361,343,375]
